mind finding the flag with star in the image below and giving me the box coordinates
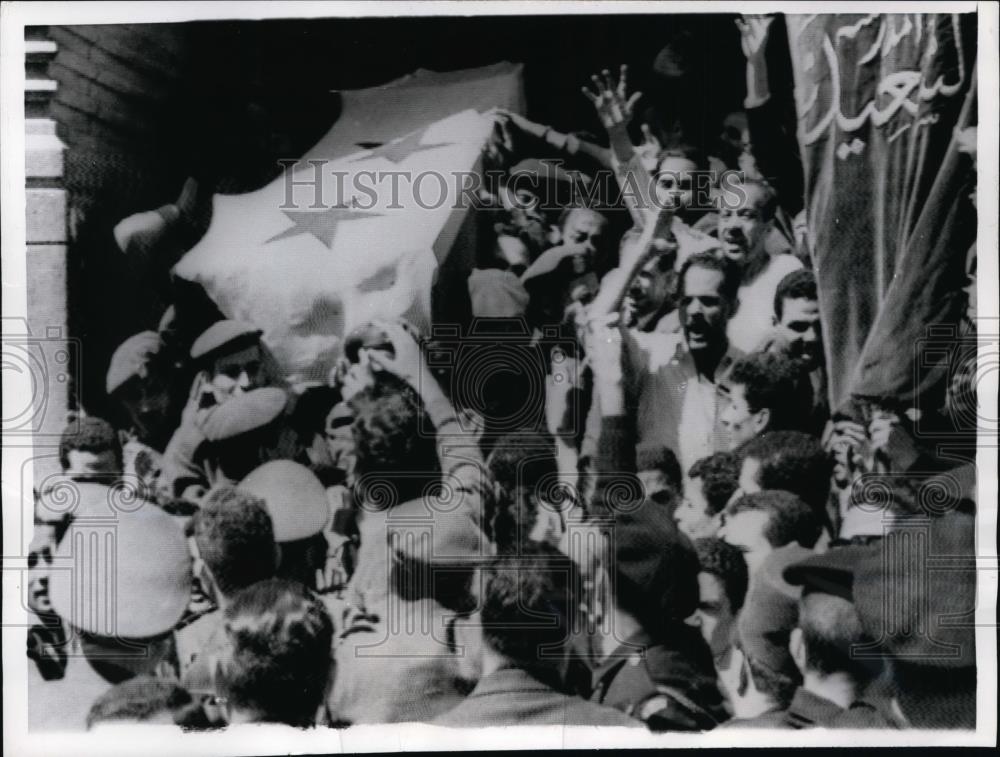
[174,63,523,384]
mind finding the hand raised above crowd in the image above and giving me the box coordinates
[735,14,774,60]
[581,65,642,131]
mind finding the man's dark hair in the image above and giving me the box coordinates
[694,537,749,613]
[726,490,822,549]
[740,431,833,513]
[773,269,817,321]
[688,451,741,516]
[193,487,277,598]
[349,377,439,506]
[656,144,709,172]
[726,352,807,433]
[636,444,682,493]
[485,432,559,550]
[799,591,878,682]
[59,416,122,472]
[86,677,202,729]
[678,251,740,305]
[480,543,579,680]
[216,579,334,727]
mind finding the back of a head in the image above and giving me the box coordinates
[59,416,123,474]
[612,504,700,635]
[727,352,808,433]
[688,451,741,516]
[86,677,199,729]
[737,544,812,709]
[741,431,832,513]
[728,490,822,549]
[799,591,876,684]
[694,537,749,614]
[349,378,439,506]
[485,432,559,549]
[481,542,579,677]
[193,487,277,598]
[216,578,334,726]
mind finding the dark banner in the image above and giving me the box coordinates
[786,13,977,411]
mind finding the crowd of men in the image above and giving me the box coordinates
[27,16,979,735]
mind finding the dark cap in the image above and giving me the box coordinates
[783,544,875,603]
[853,511,976,668]
[190,320,262,363]
[200,387,288,443]
[737,543,813,677]
[106,331,163,394]
[612,502,700,622]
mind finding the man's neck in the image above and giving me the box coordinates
[803,670,857,710]
[689,341,728,382]
[479,647,508,678]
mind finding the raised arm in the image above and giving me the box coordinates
[368,321,487,529]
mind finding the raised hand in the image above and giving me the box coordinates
[581,64,642,131]
[735,14,775,59]
[367,320,425,388]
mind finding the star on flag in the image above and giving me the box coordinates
[349,127,449,164]
[266,203,385,249]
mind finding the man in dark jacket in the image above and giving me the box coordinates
[582,315,727,730]
[434,543,637,728]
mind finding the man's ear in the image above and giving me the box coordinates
[790,626,807,675]
[752,408,771,434]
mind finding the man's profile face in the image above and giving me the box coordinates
[679,265,732,353]
[775,297,822,371]
[628,254,675,319]
[209,344,263,401]
[720,383,767,450]
[718,508,771,576]
[718,184,771,265]
[675,476,718,539]
[694,571,735,657]
[560,209,608,258]
[654,156,699,212]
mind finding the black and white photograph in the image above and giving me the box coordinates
[2,1,996,753]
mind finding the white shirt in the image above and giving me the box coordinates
[727,254,803,353]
